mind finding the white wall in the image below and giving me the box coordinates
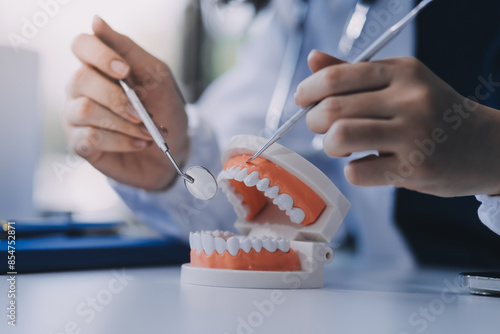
[0,0,190,148]
[0,0,190,216]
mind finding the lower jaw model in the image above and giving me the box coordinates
[190,230,300,271]
[184,135,349,288]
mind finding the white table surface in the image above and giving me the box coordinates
[1,252,499,334]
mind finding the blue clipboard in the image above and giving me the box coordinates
[0,225,190,274]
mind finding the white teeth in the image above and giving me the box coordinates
[214,237,227,254]
[191,231,290,256]
[256,178,270,191]
[226,192,240,205]
[201,233,215,255]
[287,207,306,224]
[235,193,244,202]
[252,238,263,252]
[218,180,229,192]
[277,239,289,252]
[235,204,250,218]
[219,165,308,225]
[190,232,202,253]
[216,173,226,183]
[244,171,260,187]
[227,166,240,178]
[234,168,248,182]
[226,190,250,218]
[264,186,279,199]
[262,237,277,252]
[239,238,252,253]
[273,193,293,211]
[227,237,240,256]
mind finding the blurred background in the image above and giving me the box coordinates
[0,0,257,222]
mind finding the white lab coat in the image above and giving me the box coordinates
[111,0,500,269]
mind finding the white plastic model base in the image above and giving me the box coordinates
[181,135,350,289]
[181,242,334,289]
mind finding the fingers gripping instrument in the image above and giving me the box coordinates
[247,0,435,162]
[119,80,218,201]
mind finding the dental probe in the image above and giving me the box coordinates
[247,0,435,162]
[119,80,194,183]
[119,80,219,200]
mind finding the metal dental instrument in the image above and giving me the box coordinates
[119,80,218,200]
[247,0,435,162]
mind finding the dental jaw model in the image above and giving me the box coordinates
[181,135,350,289]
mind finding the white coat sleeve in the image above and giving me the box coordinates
[475,195,500,236]
[109,8,288,243]
[109,105,237,242]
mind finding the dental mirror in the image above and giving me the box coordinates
[184,166,218,200]
[119,80,218,200]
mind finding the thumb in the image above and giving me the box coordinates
[307,49,346,73]
[92,16,163,77]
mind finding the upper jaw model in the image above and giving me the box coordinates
[182,135,350,289]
